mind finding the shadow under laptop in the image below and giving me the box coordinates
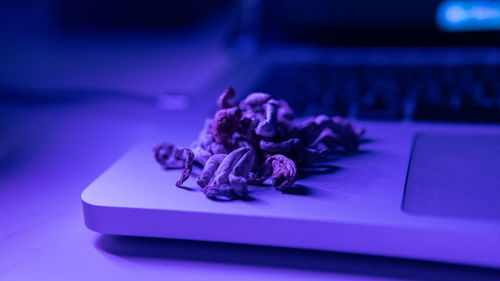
[96,235,500,281]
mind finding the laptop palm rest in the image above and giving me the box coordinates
[403,134,500,220]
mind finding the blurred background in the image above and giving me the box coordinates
[2,0,500,94]
[2,0,500,98]
[1,1,500,280]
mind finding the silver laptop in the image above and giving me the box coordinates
[82,0,500,268]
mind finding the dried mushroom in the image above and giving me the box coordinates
[154,88,364,200]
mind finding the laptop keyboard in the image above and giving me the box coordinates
[252,64,500,122]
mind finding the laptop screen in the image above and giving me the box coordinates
[256,0,500,45]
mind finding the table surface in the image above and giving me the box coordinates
[2,16,500,281]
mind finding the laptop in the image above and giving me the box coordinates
[82,0,500,268]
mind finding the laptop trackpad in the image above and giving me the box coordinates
[403,134,500,220]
